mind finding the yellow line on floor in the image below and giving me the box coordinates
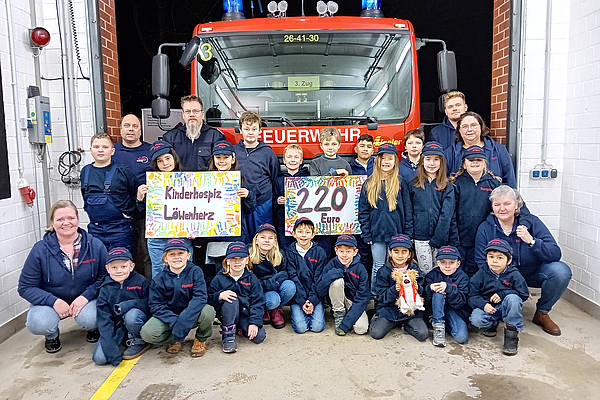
[89,357,140,400]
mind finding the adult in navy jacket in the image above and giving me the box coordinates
[428,90,468,150]
[18,200,108,353]
[162,95,225,171]
[445,112,516,188]
[112,114,152,187]
[474,185,572,336]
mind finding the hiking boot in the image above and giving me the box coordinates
[532,310,561,336]
[271,307,286,329]
[262,309,271,325]
[166,341,182,354]
[123,341,150,360]
[86,329,100,343]
[480,322,498,337]
[221,324,237,353]
[333,310,346,336]
[432,322,446,347]
[45,336,62,354]
[191,338,207,357]
[503,324,519,356]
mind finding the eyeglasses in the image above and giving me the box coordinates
[183,109,203,115]
[460,123,480,130]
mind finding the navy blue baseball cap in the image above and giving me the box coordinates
[335,234,357,248]
[377,142,398,156]
[226,242,249,259]
[436,246,461,260]
[150,140,173,161]
[422,141,445,158]
[256,223,277,235]
[212,140,234,156]
[485,239,513,256]
[106,247,133,264]
[388,234,413,250]
[163,238,190,253]
[463,145,486,160]
[293,217,314,230]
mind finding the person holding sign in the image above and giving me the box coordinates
[358,142,413,296]
[309,127,352,177]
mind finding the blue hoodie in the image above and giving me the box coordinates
[112,141,152,186]
[408,179,458,248]
[350,157,374,176]
[274,166,310,237]
[317,256,370,333]
[285,243,327,307]
[468,264,529,311]
[208,268,265,327]
[374,261,424,322]
[475,214,562,277]
[18,229,108,306]
[424,267,470,320]
[429,117,456,150]
[251,254,289,293]
[149,262,209,342]
[358,178,414,244]
[398,152,418,182]
[234,140,279,205]
[96,271,149,365]
[445,136,516,188]
[162,123,225,171]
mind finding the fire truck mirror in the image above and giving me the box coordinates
[152,54,170,97]
[152,97,171,119]
[200,58,221,84]
[179,36,201,68]
[437,50,457,93]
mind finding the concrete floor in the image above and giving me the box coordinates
[0,293,599,400]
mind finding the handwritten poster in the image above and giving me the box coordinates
[145,171,241,238]
[284,175,367,235]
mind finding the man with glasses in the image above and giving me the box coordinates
[162,95,225,171]
[429,91,468,150]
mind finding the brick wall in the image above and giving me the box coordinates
[98,0,121,140]
[490,0,511,144]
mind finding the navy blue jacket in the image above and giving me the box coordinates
[162,123,225,171]
[234,141,279,205]
[97,271,149,365]
[208,268,265,327]
[475,214,562,277]
[424,267,470,320]
[358,178,413,244]
[149,262,209,342]
[18,229,108,306]
[251,255,289,293]
[285,243,327,307]
[398,152,418,183]
[468,264,529,311]
[374,262,424,322]
[112,142,152,186]
[445,137,516,188]
[408,179,458,248]
[80,162,139,218]
[429,117,456,150]
[317,256,370,333]
[350,157,374,176]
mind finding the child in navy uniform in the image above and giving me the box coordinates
[424,246,469,347]
[285,218,327,334]
[370,235,427,342]
[350,134,374,176]
[93,248,150,365]
[399,129,424,182]
[208,242,266,353]
[141,239,216,357]
[81,133,138,255]
[469,239,529,356]
[317,235,369,336]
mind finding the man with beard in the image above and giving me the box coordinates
[162,95,225,171]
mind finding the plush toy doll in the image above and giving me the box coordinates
[391,269,425,316]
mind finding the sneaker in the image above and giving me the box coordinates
[123,342,150,360]
[333,310,346,336]
[503,325,519,356]
[480,322,498,337]
[432,322,446,347]
[45,336,62,353]
[191,339,207,357]
[86,329,100,343]
[221,324,237,353]
[271,307,286,329]
[165,341,182,354]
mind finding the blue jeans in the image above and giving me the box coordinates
[26,300,98,339]
[92,308,148,365]
[370,242,388,295]
[147,238,193,278]
[522,261,572,313]
[470,293,524,331]
[264,280,296,310]
[219,298,266,344]
[290,302,325,333]
[431,292,469,344]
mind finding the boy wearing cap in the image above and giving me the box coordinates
[310,127,352,177]
[141,239,216,357]
[424,246,470,347]
[93,247,150,365]
[468,239,529,356]
[317,235,370,336]
[208,242,266,353]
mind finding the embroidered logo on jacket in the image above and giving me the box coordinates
[182,283,193,288]
[81,259,96,263]
[307,258,318,263]
[349,271,360,279]
[240,281,251,286]
[502,280,512,286]
[127,286,142,290]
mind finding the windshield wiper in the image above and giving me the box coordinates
[206,116,296,127]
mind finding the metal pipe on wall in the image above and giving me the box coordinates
[541,0,553,164]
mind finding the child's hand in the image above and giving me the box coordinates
[136,184,148,201]
[516,225,534,245]
[219,290,237,303]
[277,196,285,205]
[484,303,496,314]
[303,300,314,315]
[490,293,501,304]
[237,188,249,198]
[336,169,349,177]
[430,282,447,293]
[247,324,258,340]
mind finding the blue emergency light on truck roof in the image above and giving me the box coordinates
[223,0,244,20]
[361,0,383,17]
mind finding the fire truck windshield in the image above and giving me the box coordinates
[195,31,413,126]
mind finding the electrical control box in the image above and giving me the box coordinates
[27,95,52,144]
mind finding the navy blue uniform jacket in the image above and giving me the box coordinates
[274,167,309,232]
[97,271,149,365]
[358,178,414,244]
[408,179,458,248]
[162,124,225,171]
[350,157,374,176]
[149,262,209,342]
[112,142,152,186]
[424,267,470,320]
[398,153,418,183]
[80,163,139,217]
[429,117,456,150]
[317,256,370,333]
[18,229,108,306]
[285,243,326,307]
[251,255,289,293]
[208,268,265,327]
[475,214,562,277]
[374,262,424,322]
[468,264,529,310]
[234,140,279,205]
